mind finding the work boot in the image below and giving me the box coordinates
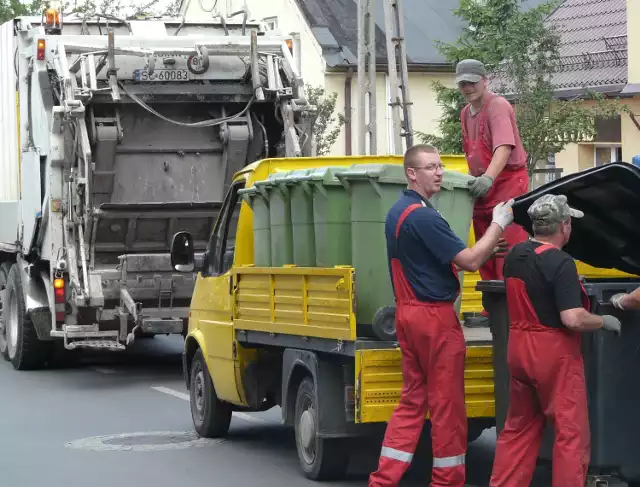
[464,313,490,328]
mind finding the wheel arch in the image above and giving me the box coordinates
[183,332,206,389]
[282,349,359,438]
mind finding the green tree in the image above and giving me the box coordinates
[1,0,182,24]
[305,84,345,156]
[417,0,625,176]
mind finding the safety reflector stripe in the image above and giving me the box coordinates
[380,446,413,463]
[433,454,466,468]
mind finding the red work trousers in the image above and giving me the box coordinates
[368,301,467,487]
[489,324,590,487]
[473,169,530,281]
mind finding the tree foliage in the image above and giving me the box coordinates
[305,84,345,156]
[0,0,183,24]
[416,0,626,175]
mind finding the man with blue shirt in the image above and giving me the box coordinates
[369,144,515,487]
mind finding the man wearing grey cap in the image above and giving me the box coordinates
[456,59,530,328]
[489,194,621,487]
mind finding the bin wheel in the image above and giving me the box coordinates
[294,377,350,480]
[189,348,232,438]
[372,306,397,341]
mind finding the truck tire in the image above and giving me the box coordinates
[0,262,13,361]
[189,348,232,438]
[4,264,51,370]
[294,377,350,480]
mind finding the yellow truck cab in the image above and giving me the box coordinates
[170,155,496,480]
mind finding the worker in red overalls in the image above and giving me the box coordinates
[456,59,531,328]
[489,194,622,487]
[369,144,514,487]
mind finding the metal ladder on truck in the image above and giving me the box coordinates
[357,0,414,155]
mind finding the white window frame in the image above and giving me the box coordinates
[264,16,278,31]
[593,143,622,167]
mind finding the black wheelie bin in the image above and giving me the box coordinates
[478,162,640,484]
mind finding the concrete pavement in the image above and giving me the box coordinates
[0,336,551,487]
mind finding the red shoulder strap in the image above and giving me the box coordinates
[395,204,422,238]
[534,243,557,255]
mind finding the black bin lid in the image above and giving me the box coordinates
[512,162,640,276]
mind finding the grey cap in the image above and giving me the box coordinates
[455,59,487,84]
[527,194,584,226]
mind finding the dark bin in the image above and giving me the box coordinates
[478,278,640,482]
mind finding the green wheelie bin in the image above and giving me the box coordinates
[336,163,475,340]
[284,169,317,267]
[255,173,294,267]
[239,185,272,267]
[308,166,352,267]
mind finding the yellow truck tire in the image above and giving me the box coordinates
[294,377,351,480]
[189,349,232,438]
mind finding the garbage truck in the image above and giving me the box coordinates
[168,155,497,480]
[0,8,314,370]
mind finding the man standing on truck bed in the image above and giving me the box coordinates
[457,59,531,328]
[489,194,622,487]
[368,144,515,487]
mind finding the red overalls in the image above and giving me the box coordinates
[489,244,591,487]
[369,203,467,487]
[461,99,530,282]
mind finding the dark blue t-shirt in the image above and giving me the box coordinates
[385,189,466,302]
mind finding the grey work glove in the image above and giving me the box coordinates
[610,293,628,310]
[468,175,494,198]
[491,199,515,230]
[602,314,622,335]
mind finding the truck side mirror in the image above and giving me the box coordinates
[171,231,195,272]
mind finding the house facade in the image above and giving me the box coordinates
[550,0,640,175]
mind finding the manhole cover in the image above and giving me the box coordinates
[65,431,224,452]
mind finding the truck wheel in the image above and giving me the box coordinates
[4,264,51,370]
[0,262,13,361]
[189,348,232,438]
[294,377,350,480]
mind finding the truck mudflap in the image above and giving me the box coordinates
[354,344,495,423]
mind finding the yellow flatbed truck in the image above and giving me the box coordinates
[169,155,496,480]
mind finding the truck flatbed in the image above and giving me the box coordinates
[236,325,492,357]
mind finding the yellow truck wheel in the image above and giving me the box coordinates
[189,349,232,438]
[294,377,350,480]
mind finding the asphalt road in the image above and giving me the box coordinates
[0,336,552,487]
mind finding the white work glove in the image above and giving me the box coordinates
[602,315,622,335]
[610,293,628,310]
[491,199,515,231]
[468,175,494,198]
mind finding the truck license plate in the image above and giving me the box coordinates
[135,69,190,82]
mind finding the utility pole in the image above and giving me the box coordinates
[357,0,377,155]
[357,0,414,156]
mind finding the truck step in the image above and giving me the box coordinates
[65,340,125,351]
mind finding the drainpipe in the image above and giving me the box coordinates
[344,67,353,155]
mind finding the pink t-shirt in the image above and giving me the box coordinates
[463,93,528,171]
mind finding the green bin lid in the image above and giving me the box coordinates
[336,163,407,184]
[303,166,349,185]
[440,170,475,190]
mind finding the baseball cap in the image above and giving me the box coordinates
[527,194,584,226]
[455,59,487,84]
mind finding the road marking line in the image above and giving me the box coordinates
[151,386,266,424]
[152,386,189,401]
[90,367,117,375]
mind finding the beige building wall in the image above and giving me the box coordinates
[323,71,455,156]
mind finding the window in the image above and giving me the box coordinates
[594,145,622,166]
[203,180,245,277]
[264,16,278,31]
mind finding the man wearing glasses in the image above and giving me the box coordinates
[368,144,515,487]
[456,59,531,328]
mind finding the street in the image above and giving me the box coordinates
[0,336,551,487]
